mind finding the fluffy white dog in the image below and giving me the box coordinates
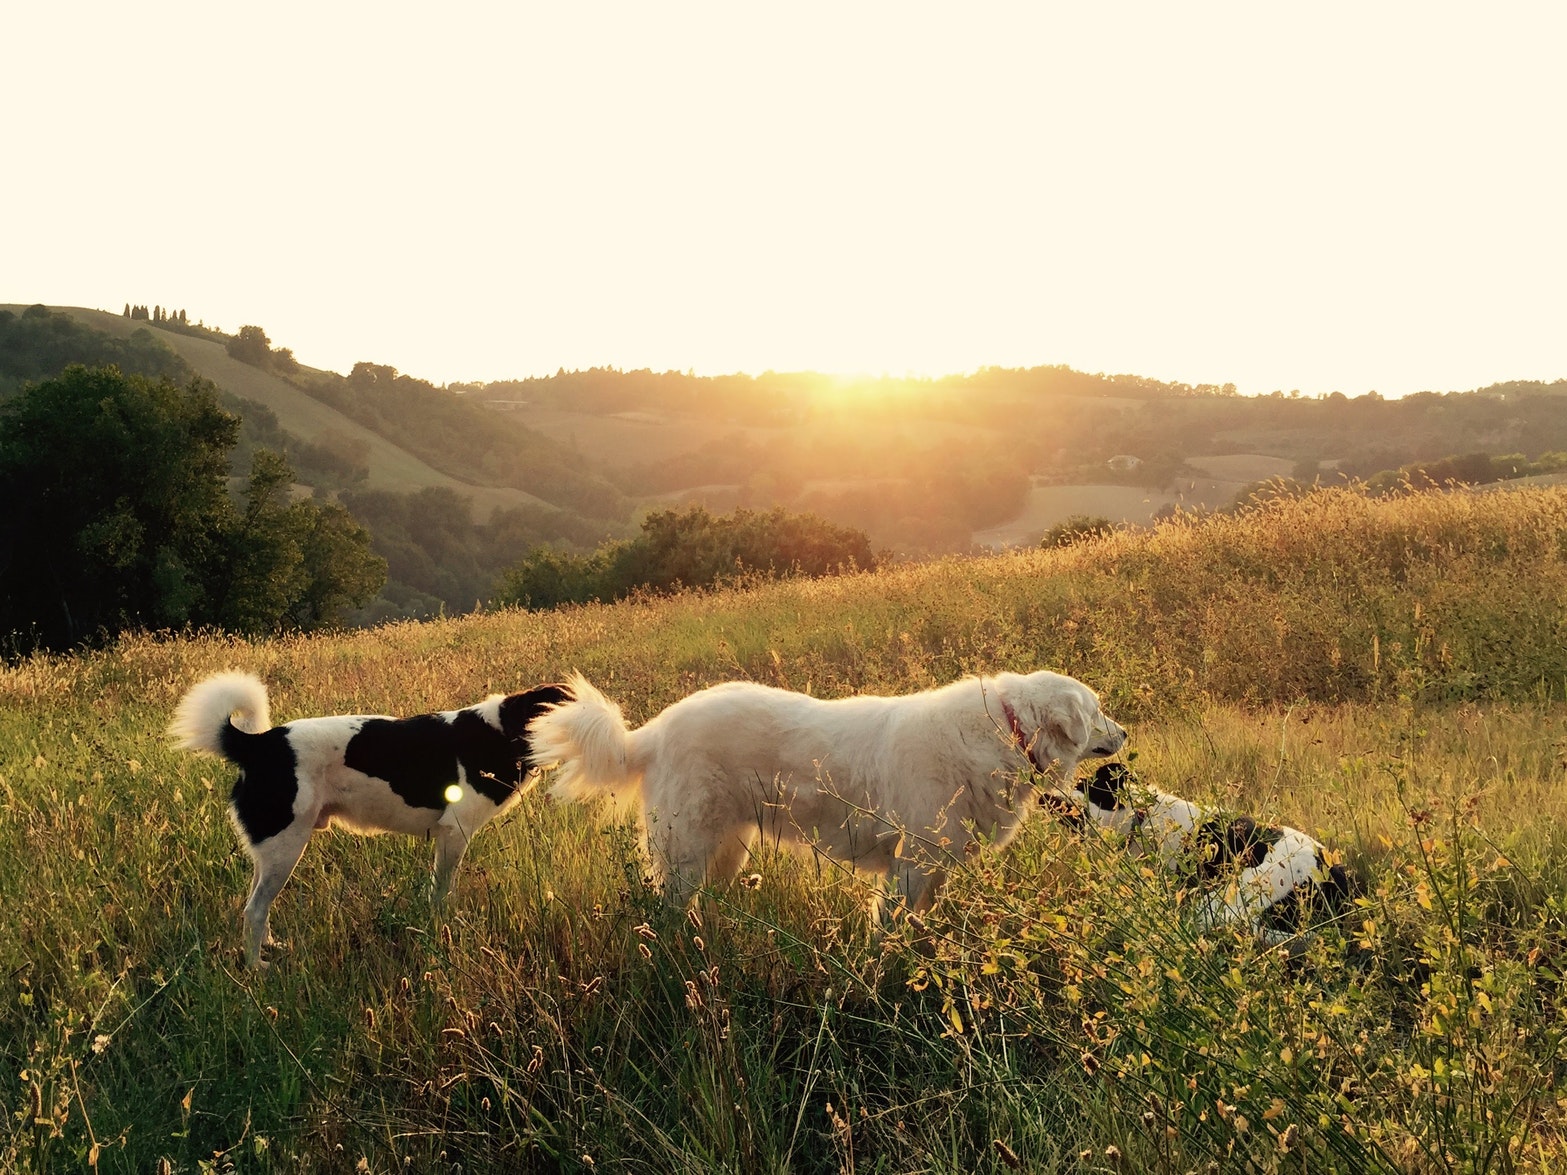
[170,671,569,967]
[527,670,1126,914]
[1054,762,1357,948]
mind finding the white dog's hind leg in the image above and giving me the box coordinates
[242,824,312,968]
[704,826,758,889]
[648,818,759,905]
[879,856,945,924]
[651,831,724,906]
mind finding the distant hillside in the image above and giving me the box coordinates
[471,366,1567,550]
[38,307,552,519]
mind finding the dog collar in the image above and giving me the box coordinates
[1000,698,1048,775]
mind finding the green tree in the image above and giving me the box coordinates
[494,544,618,611]
[0,366,384,652]
[226,324,273,366]
[217,450,384,631]
[283,495,388,628]
[0,366,236,648]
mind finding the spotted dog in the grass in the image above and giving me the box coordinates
[1050,762,1357,948]
[170,671,571,967]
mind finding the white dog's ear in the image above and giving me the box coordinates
[1042,696,1091,759]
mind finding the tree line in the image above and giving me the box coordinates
[465,363,1234,425]
[124,304,186,325]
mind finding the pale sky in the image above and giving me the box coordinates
[5,3,1564,396]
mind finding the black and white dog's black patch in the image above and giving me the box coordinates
[170,671,571,967]
[1053,762,1357,948]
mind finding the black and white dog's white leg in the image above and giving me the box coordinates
[242,824,313,968]
[1192,869,1276,935]
[431,820,473,906]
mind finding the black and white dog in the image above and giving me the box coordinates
[1050,762,1356,948]
[170,671,570,967]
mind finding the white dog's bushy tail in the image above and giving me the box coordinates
[526,672,644,806]
[169,671,272,757]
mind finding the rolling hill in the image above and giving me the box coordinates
[32,307,553,518]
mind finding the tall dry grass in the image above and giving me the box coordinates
[4,485,1567,1172]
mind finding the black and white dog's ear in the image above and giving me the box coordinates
[500,682,575,737]
[1085,762,1133,809]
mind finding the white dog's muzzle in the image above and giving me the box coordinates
[1088,718,1128,758]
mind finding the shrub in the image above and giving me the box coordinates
[1040,514,1117,549]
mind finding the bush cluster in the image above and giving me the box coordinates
[495,505,875,610]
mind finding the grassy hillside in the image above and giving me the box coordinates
[5,485,1567,1171]
[41,308,551,518]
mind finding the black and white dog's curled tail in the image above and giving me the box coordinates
[169,671,273,761]
[525,672,641,806]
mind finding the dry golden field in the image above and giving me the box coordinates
[5,486,1567,1172]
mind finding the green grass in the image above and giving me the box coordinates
[6,485,1567,1172]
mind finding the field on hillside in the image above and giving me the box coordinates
[973,473,1262,549]
[6,486,1567,1172]
[973,484,1173,547]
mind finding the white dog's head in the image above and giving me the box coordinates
[994,670,1127,782]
